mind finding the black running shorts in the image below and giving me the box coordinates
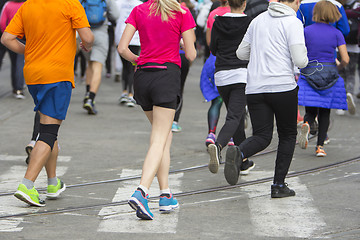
[133,62,181,111]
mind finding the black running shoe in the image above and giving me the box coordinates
[224,146,242,185]
[240,159,255,175]
[271,183,296,198]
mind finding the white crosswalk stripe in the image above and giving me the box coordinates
[242,171,327,238]
[0,156,70,232]
[98,169,183,233]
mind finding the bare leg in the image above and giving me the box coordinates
[24,113,62,182]
[157,131,172,190]
[140,106,175,189]
[45,140,58,179]
[88,61,103,94]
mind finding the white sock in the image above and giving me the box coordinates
[160,188,171,195]
[137,185,149,196]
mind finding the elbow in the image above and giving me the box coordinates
[295,57,309,69]
[343,56,350,66]
[236,51,248,61]
[186,50,197,62]
[117,45,126,57]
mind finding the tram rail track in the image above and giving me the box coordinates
[1,154,359,220]
[0,147,278,197]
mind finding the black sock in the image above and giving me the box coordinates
[86,85,90,92]
[160,193,171,197]
[89,92,96,101]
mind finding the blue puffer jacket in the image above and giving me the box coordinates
[297,74,348,110]
[200,53,220,102]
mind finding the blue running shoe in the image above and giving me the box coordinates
[159,193,179,212]
[128,190,153,220]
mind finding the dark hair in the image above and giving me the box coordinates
[228,0,246,9]
[13,0,26,2]
[312,0,341,23]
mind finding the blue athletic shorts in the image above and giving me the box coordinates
[28,81,72,120]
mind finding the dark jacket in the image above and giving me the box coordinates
[210,14,252,73]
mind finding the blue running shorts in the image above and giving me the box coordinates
[28,81,72,120]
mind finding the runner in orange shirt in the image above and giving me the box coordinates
[1,0,94,207]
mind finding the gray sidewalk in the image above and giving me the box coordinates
[0,57,360,239]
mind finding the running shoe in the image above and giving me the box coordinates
[159,193,179,212]
[324,135,330,145]
[336,109,345,115]
[83,92,90,104]
[106,73,111,78]
[224,146,242,185]
[114,74,120,82]
[47,178,66,199]
[14,184,45,207]
[25,144,34,165]
[126,96,136,107]
[205,132,216,146]
[171,121,182,132]
[298,122,310,149]
[128,190,153,220]
[208,143,221,174]
[119,93,128,104]
[227,138,234,146]
[346,93,356,115]
[309,119,318,135]
[315,145,327,157]
[271,183,295,198]
[83,98,97,115]
[13,90,25,99]
[240,159,255,175]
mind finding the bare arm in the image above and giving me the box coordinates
[206,27,211,47]
[1,31,25,54]
[182,28,197,62]
[336,44,349,70]
[117,24,138,64]
[76,27,94,52]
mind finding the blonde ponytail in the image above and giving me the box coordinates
[150,0,186,22]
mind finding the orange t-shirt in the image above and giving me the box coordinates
[5,0,90,88]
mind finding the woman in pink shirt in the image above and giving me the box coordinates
[0,0,26,98]
[118,0,196,220]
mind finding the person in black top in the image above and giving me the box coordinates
[207,0,255,176]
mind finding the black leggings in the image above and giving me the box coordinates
[304,107,330,146]
[239,87,298,184]
[216,83,246,148]
[174,53,190,122]
[120,45,140,94]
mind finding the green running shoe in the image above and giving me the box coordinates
[14,184,45,207]
[47,178,66,199]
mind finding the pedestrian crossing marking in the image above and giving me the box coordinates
[97,169,183,233]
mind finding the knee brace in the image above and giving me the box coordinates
[38,124,60,150]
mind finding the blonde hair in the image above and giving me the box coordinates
[150,0,186,22]
[312,0,342,23]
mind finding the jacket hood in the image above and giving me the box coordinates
[213,14,251,36]
[268,2,296,17]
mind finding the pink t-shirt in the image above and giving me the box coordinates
[206,6,230,30]
[0,1,24,32]
[126,0,196,67]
